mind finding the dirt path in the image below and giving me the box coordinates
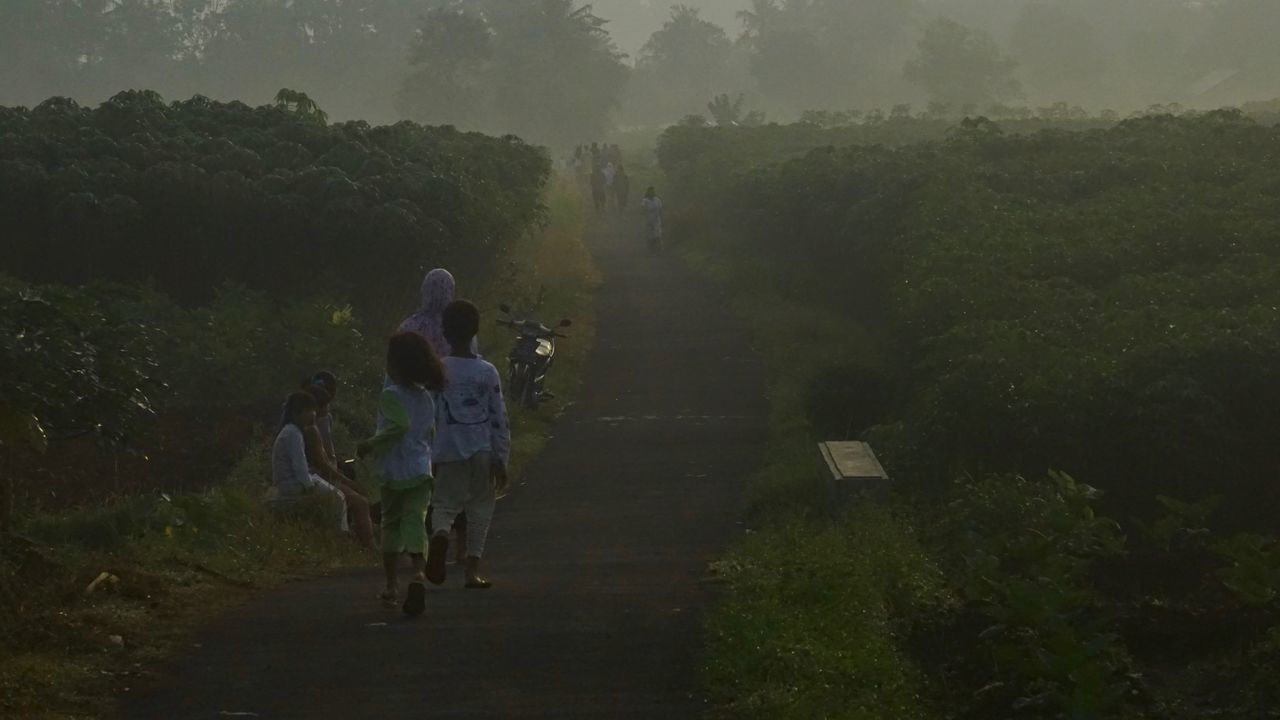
[123,214,768,719]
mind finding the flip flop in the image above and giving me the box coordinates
[425,535,449,586]
[379,590,398,609]
[402,581,426,617]
[464,578,492,590]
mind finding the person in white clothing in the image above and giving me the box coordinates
[426,300,511,589]
[640,186,663,252]
[271,391,349,534]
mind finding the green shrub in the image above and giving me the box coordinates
[660,111,1280,526]
[932,473,1135,718]
[0,91,550,315]
[802,362,903,440]
[706,509,945,720]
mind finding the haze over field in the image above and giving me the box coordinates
[2,0,1279,142]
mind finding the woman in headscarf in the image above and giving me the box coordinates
[398,267,472,561]
[400,268,480,357]
[400,268,456,357]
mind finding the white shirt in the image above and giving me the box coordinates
[641,196,663,239]
[434,356,511,466]
[272,424,316,497]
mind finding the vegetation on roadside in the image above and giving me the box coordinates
[0,90,548,313]
[0,90,597,719]
[666,112,1280,719]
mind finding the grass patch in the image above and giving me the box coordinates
[679,244,889,518]
[0,449,367,719]
[0,180,599,719]
[474,177,601,472]
[678,203,943,718]
[706,509,945,720]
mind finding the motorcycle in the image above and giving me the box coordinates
[497,304,571,410]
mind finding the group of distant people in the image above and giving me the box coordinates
[271,268,511,617]
[570,142,664,251]
[572,142,630,212]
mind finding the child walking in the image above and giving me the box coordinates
[426,300,511,589]
[358,332,446,617]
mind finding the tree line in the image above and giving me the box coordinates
[3,1,1278,144]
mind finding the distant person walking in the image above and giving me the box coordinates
[613,165,631,210]
[603,162,617,207]
[640,186,663,252]
[591,166,608,212]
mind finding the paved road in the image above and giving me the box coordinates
[123,215,768,719]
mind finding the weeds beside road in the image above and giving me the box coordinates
[0,182,598,720]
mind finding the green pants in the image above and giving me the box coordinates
[379,478,431,555]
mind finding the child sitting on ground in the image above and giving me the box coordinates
[306,370,340,461]
[300,384,375,549]
[426,300,511,589]
[358,332,446,617]
[271,391,350,533]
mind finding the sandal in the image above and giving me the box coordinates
[402,581,426,617]
[425,535,449,586]
[379,590,399,609]
[464,577,492,590]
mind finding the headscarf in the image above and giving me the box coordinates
[399,268,456,357]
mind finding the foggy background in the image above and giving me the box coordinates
[2,0,1278,146]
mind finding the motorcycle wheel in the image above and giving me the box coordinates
[521,372,539,410]
[509,364,538,410]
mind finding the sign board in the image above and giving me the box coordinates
[818,441,890,505]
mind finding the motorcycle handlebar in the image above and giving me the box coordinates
[496,319,568,339]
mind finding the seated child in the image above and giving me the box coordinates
[426,300,511,589]
[271,391,349,533]
[300,384,375,549]
[306,370,340,461]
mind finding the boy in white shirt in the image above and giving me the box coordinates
[425,300,511,589]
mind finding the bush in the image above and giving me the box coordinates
[802,362,903,440]
[0,91,550,317]
[660,111,1280,526]
[705,509,944,720]
[674,111,1280,720]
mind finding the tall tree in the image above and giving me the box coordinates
[396,6,494,129]
[738,0,918,115]
[398,0,629,148]
[623,5,741,125]
[196,0,424,123]
[904,18,1021,109]
[0,0,186,106]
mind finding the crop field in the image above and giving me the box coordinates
[660,111,1280,720]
